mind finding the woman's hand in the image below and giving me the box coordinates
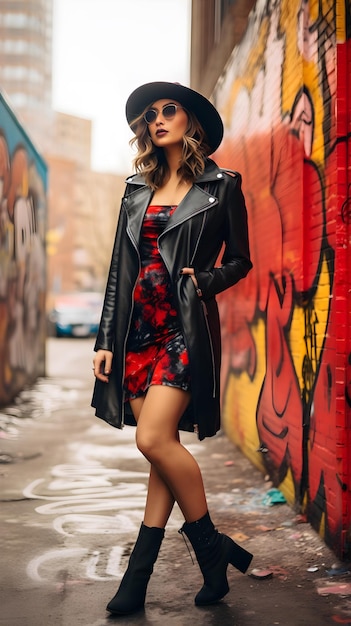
[93,349,113,383]
[181,267,198,287]
[181,267,202,297]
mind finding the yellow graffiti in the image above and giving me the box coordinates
[290,253,332,394]
[279,0,303,120]
[279,467,296,505]
[216,0,340,518]
[223,318,266,472]
[222,18,270,127]
[336,0,346,41]
[280,0,336,164]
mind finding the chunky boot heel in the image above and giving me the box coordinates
[226,534,253,573]
[179,511,253,606]
[106,523,164,615]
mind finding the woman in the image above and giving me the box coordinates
[92,81,253,615]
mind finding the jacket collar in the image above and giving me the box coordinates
[125,158,224,187]
[123,159,223,246]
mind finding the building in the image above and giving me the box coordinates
[0,0,53,153]
[46,153,125,306]
[191,0,351,558]
[0,0,126,306]
[52,111,92,170]
[190,0,255,96]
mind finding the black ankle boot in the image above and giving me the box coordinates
[106,523,165,615]
[179,511,253,606]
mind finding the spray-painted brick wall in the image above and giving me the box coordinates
[0,93,47,406]
[213,0,351,557]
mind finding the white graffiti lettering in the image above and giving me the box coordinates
[25,461,151,584]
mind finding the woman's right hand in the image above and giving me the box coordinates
[93,349,113,383]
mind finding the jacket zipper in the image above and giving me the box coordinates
[192,212,216,395]
[190,213,206,265]
[201,300,216,398]
[157,205,217,399]
[157,197,217,273]
[158,195,218,245]
[122,222,142,427]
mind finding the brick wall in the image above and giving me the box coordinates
[213,0,351,557]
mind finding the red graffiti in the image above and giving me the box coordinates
[256,272,303,484]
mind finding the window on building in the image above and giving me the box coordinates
[1,38,42,57]
[10,92,43,108]
[1,66,42,83]
[0,12,41,31]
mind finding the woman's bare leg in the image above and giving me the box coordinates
[130,396,175,528]
[108,387,252,615]
[143,466,175,527]
[135,385,208,523]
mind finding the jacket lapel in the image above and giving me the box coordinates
[163,157,224,231]
[123,158,224,244]
[124,185,153,247]
[162,184,218,234]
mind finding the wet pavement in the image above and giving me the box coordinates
[1,338,351,625]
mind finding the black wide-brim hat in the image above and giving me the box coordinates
[125,81,224,154]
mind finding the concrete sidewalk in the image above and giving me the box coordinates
[1,338,350,625]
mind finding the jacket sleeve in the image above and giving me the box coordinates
[195,173,252,300]
[94,199,127,352]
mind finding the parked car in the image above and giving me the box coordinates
[49,292,103,338]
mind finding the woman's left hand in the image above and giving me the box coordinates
[181,267,198,288]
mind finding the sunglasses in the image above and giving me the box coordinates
[143,103,184,124]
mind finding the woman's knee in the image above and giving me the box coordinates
[135,429,160,460]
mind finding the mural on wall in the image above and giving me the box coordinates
[214,0,350,554]
[0,95,47,406]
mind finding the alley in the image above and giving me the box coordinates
[0,338,349,625]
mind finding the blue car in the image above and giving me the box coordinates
[50,293,103,338]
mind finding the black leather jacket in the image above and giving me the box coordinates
[91,158,252,440]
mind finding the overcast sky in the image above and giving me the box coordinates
[52,0,191,174]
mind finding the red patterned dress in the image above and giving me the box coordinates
[123,205,191,400]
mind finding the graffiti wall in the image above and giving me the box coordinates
[214,0,351,556]
[0,93,47,406]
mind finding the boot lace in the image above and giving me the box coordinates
[178,528,194,565]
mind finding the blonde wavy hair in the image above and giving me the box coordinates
[129,108,211,190]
